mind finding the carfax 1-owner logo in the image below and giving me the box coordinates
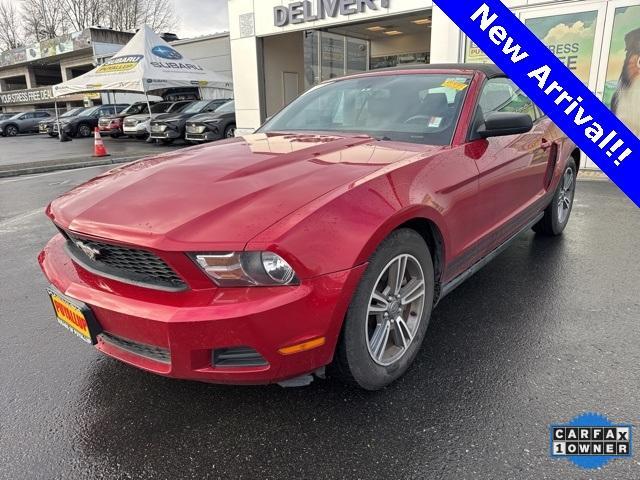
[550,413,633,469]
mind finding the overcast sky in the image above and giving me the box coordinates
[171,0,230,38]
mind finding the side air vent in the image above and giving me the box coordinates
[212,347,268,368]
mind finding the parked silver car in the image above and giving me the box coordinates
[0,111,52,136]
[123,101,193,139]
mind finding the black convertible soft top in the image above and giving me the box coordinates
[377,63,506,79]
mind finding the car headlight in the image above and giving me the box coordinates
[192,252,298,287]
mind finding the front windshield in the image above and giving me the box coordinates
[182,100,209,114]
[215,100,235,113]
[8,112,24,120]
[61,108,84,118]
[78,106,99,117]
[169,101,192,113]
[122,104,148,115]
[261,74,471,145]
[151,102,172,113]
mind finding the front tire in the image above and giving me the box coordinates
[333,229,434,390]
[224,124,236,138]
[533,158,577,236]
[77,124,92,138]
[5,125,18,137]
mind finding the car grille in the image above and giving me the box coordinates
[99,333,170,363]
[61,230,187,291]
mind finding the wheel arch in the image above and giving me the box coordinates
[355,206,448,301]
[4,123,19,133]
[570,147,581,171]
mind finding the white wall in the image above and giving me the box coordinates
[173,35,233,81]
[263,32,305,116]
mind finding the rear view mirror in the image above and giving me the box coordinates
[477,112,533,138]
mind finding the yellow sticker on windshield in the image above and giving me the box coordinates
[441,79,469,91]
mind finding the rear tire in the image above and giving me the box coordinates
[332,229,434,390]
[533,158,577,236]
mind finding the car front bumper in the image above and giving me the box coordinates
[123,124,148,135]
[185,130,223,142]
[38,234,364,384]
[150,128,180,139]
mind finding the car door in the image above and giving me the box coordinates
[19,112,35,132]
[468,77,554,252]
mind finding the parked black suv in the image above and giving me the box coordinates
[185,100,236,143]
[55,104,128,138]
[39,107,86,137]
[149,99,230,144]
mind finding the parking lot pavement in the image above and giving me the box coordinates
[0,170,638,480]
[0,134,183,175]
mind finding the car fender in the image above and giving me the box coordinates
[247,174,450,281]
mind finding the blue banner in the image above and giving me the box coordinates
[433,0,640,207]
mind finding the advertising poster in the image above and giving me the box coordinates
[465,39,492,63]
[604,5,640,136]
[525,11,598,84]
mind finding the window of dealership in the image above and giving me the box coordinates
[228,0,640,170]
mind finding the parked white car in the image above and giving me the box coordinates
[123,101,193,139]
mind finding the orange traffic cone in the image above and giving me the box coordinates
[93,128,110,158]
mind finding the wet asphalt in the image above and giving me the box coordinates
[0,167,638,480]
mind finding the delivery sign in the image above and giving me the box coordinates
[433,0,640,208]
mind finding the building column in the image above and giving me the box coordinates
[430,5,463,63]
[0,78,6,92]
[229,0,263,135]
[24,67,37,89]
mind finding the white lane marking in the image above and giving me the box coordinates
[0,164,108,184]
[0,208,43,233]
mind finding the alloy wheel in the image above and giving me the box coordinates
[78,125,91,137]
[366,254,426,366]
[557,166,575,224]
[6,126,18,136]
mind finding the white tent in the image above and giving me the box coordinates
[52,25,233,100]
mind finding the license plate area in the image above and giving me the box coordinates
[48,288,102,345]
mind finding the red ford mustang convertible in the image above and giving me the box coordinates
[39,64,579,390]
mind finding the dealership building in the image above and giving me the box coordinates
[228,0,640,170]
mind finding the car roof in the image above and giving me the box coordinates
[369,63,505,79]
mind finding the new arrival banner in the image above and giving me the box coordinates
[434,0,640,207]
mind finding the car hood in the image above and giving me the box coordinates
[126,113,161,122]
[188,112,225,124]
[153,111,198,123]
[47,133,443,251]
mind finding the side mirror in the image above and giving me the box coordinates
[477,112,533,138]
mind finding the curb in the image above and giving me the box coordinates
[0,155,145,179]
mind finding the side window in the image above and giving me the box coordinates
[37,112,50,118]
[479,78,536,122]
[21,112,34,119]
[101,107,115,116]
